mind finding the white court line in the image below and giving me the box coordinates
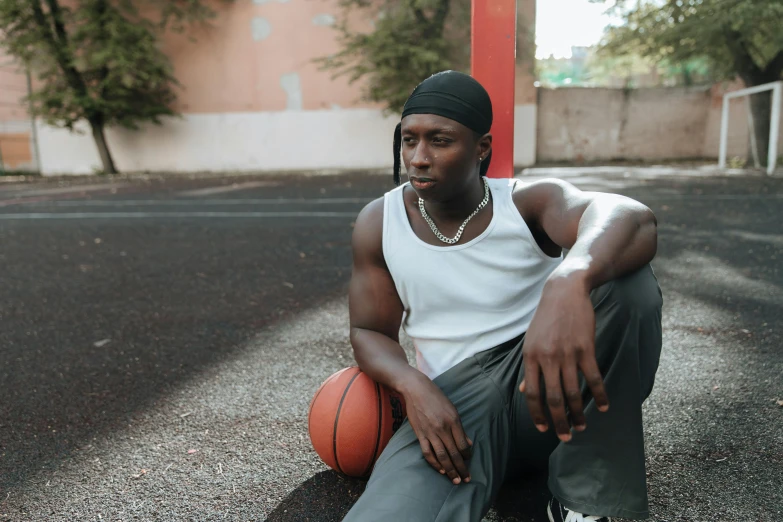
[638,194,783,200]
[0,183,127,198]
[11,194,783,208]
[177,181,281,197]
[19,198,373,207]
[0,211,358,220]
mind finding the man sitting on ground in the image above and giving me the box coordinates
[344,70,663,522]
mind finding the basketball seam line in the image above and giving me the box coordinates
[332,368,361,475]
[363,381,383,477]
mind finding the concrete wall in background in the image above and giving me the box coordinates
[0,52,37,172]
[39,105,539,176]
[537,86,711,162]
[537,83,783,163]
[37,110,399,175]
[35,0,539,175]
[22,0,783,175]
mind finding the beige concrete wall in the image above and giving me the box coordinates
[537,82,783,164]
[536,86,712,162]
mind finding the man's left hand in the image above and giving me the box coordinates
[519,274,609,442]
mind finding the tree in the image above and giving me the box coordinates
[0,0,217,174]
[317,0,472,114]
[594,0,783,166]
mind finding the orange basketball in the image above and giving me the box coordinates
[308,366,407,478]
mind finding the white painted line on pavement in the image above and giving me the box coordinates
[636,194,783,201]
[0,211,358,220]
[19,198,373,207]
[0,183,128,198]
[9,194,782,208]
[177,181,281,197]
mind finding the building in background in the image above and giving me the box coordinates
[0,54,37,172]
[5,1,772,176]
[1,0,538,176]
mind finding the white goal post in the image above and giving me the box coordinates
[719,81,782,175]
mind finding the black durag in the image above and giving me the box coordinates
[393,70,493,185]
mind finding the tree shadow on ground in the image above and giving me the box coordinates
[0,173,387,492]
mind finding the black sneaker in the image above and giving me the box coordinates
[547,497,611,522]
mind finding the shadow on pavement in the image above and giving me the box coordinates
[2,171,781,520]
[267,174,783,522]
[491,472,552,522]
[0,187,366,490]
[266,470,366,522]
[266,470,551,522]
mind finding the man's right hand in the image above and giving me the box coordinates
[402,374,473,484]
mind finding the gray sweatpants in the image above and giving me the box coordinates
[343,264,663,521]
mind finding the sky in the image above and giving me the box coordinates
[535,0,622,59]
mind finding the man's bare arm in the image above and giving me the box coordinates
[348,198,420,393]
[349,197,474,484]
[516,178,658,290]
[514,179,658,441]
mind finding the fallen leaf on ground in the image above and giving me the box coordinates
[131,469,148,479]
[188,449,198,454]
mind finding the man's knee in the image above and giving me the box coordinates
[592,264,662,319]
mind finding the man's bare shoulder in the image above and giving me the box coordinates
[352,196,386,259]
[511,177,592,220]
[511,177,579,205]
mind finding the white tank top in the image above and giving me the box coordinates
[382,177,563,379]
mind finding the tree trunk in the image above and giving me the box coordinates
[747,90,772,168]
[89,117,118,174]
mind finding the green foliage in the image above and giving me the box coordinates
[593,0,783,86]
[0,0,217,131]
[317,0,471,114]
[583,52,654,87]
[536,48,711,89]
[592,0,783,169]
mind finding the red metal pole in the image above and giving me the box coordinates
[471,0,516,178]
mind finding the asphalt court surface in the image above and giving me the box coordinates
[0,168,781,521]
